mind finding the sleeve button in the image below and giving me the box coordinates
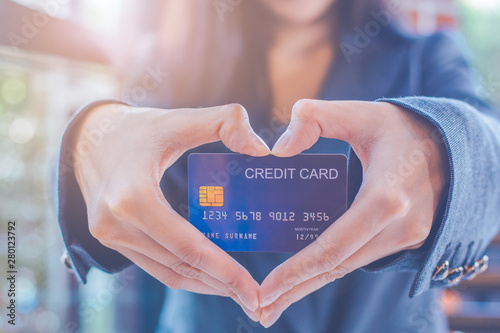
[60,251,73,270]
[446,266,464,286]
[432,260,450,281]
[463,261,480,280]
[477,255,489,274]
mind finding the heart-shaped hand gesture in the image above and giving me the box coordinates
[73,99,448,327]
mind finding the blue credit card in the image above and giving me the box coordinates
[188,153,348,252]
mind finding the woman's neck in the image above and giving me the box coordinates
[268,16,336,122]
[269,14,335,58]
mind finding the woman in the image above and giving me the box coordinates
[58,0,500,331]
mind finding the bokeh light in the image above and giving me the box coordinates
[17,276,38,314]
[35,310,61,333]
[0,155,25,181]
[9,118,36,144]
[20,232,44,259]
[80,0,123,34]
[0,77,28,105]
[461,0,500,11]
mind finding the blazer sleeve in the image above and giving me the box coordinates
[58,100,132,283]
[362,31,500,298]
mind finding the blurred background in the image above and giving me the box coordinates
[0,0,499,332]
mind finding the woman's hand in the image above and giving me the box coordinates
[74,102,270,321]
[258,99,449,327]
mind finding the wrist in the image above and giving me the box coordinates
[72,101,131,182]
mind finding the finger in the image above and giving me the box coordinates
[260,275,323,328]
[141,198,261,312]
[259,221,413,326]
[116,236,260,321]
[119,228,253,298]
[163,103,270,158]
[114,244,224,296]
[259,181,410,307]
[260,218,427,328]
[230,293,261,322]
[271,99,378,157]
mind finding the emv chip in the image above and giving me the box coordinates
[199,186,224,207]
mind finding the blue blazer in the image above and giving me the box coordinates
[57,26,500,332]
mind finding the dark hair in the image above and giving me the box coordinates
[147,0,385,112]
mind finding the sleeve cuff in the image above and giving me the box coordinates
[57,100,133,283]
[369,96,500,298]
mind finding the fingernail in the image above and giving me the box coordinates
[256,135,271,152]
[271,129,291,155]
[247,310,260,322]
[238,294,259,312]
[260,310,282,328]
[259,293,281,308]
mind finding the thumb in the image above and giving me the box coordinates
[271,99,370,157]
[168,103,270,157]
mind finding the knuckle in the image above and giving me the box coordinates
[225,275,243,292]
[154,134,178,158]
[89,223,124,249]
[222,264,250,292]
[401,220,431,248]
[280,273,299,292]
[322,265,350,284]
[226,103,248,121]
[335,263,351,277]
[105,188,140,221]
[88,220,107,241]
[292,99,315,118]
[317,246,345,272]
[178,245,206,269]
[290,99,322,142]
[88,216,117,243]
[278,293,296,308]
[412,221,431,243]
[370,186,411,220]
[319,271,336,285]
[219,104,252,150]
[171,261,202,280]
[88,187,144,243]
